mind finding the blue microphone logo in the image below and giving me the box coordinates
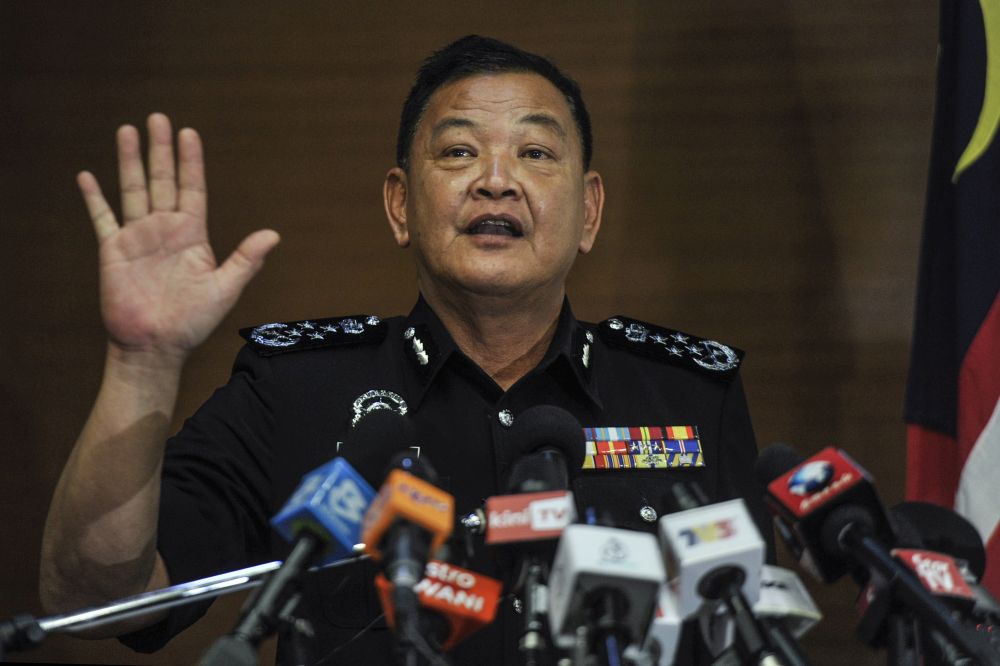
[271,457,376,563]
[787,461,834,496]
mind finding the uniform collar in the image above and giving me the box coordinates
[400,294,602,410]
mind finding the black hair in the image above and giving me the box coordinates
[395,35,593,171]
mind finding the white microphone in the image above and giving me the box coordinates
[548,524,666,662]
[701,565,821,663]
[658,497,765,619]
[643,584,684,666]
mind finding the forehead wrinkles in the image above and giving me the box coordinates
[417,74,575,144]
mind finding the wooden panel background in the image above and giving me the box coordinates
[0,1,938,664]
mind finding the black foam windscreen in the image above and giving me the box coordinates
[891,501,987,580]
[506,405,585,468]
[754,443,806,487]
[341,410,419,484]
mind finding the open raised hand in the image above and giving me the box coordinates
[78,113,280,362]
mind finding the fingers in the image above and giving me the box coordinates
[177,128,207,219]
[116,124,149,222]
[147,113,178,212]
[217,230,281,295]
[77,171,119,241]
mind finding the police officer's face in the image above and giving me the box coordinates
[384,72,604,301]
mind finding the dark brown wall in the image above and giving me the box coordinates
[0,2,937,663]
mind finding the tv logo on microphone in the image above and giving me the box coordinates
[678,518,736,546]
[485,490,577,544]
[893,549,974,599]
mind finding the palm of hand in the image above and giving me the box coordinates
[79,114,279,358]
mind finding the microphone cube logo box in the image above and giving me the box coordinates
[484,490,576,544]
[658,499,765,616]
[271,458,376,562]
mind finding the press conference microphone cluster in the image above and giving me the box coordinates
[757,444,1000,665]
[199,410,415,666]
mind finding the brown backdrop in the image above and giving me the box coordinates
[0,2,938,664]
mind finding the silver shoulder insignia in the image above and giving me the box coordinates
[597,315,743,379]
[240,314,387,356]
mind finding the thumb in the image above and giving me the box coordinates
[216,229,281,296]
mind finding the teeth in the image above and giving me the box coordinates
[468,217,522,236]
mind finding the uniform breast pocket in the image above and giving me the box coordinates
[571,468,714,533]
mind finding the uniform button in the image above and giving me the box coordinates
[639,505,658,523]
[498,409,514,428]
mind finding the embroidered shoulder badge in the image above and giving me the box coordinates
[599,315,743,379]
[240,315,386,357]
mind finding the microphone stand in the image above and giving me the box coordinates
[520,558,549,666]
[0,555,367,661]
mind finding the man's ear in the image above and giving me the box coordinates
[578,170,605,254]
[384,167,410,248]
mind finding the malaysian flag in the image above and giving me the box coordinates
[905,0,1000,593]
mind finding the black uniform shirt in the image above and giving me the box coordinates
[121,295,770,664]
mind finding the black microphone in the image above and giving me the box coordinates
[486,405,585,666]
[892,503,1000,660]
[757,445,1000,665]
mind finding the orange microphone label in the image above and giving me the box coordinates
[361,469,454,560]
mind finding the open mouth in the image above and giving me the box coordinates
[465,215,524,238]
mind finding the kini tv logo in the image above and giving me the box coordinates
[678,518,736,547]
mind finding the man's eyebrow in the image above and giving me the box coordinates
[517,113,567,138]
[430,117,478,142]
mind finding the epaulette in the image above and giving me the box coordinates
[239,315,386,357]
[598,315,744,380]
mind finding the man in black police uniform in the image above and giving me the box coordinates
[40,36,769,664]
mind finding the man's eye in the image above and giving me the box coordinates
[445,147,474,158]
[522,149,551,160]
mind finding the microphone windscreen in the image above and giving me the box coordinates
[886,508,925,550]
[507,405,585,468]
[891,501,987,580]
[755,443,805,487]
[342,411,419,483]
[506,449,568,493]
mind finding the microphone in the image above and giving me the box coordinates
[756,445,895,584]
[703,566,821,666]
[643,585,683,666]
[758,444,1000,665]
[888,503,1000,659]
[485,405,585,665]
[361,449,455,664]
[374,559,503,652]
[547,524,666,664]
[200,411,415,665]
[657,482,780,665]
[658,488,765,618]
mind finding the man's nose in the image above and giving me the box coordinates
[472,154,521,199]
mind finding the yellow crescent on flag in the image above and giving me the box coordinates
[954,0,1000,182]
